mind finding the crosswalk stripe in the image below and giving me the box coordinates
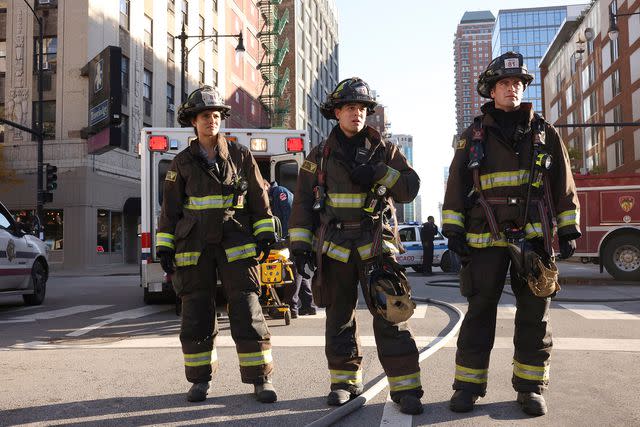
[0,305,112,324]
[67,306,172,337]
[558,304,639,320]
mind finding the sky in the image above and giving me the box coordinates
[336,0,578,224]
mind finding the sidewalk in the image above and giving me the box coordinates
[49,263,139,277]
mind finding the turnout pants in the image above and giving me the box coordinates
[454,246,552,395]
[322,253,423,401]
[174,244,273,385]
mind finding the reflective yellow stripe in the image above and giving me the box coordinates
[184,349,217,367]
[175,251,201,266]
[326,193,367,208]
[330,369,362,385]
[156,232,175,250]
[253,218,275,236]
[290,227,313,244]
[377,166,400,188]
[557,209,579,228]
[388,372,421,392]
[454,364,488,384]
[322,241,351,263]
[466,232,508,248]
[225,244,257,262]
[357,240,398,260]
[184,195,234,210]
[513,360,549,381]
[524,222,544,239]
[442,210,465,228]
[480,170,530,190]
[238,349,273,367]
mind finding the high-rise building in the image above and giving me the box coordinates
[492,5,586,112]
[388,134,415,223]
[365,102,391,139]
[280,0,338,146]
[453,11,495,135]
[539,0,639,175]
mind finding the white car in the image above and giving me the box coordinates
[0,201,49,305]
[396,223,460,273]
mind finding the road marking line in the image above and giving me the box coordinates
[8,336,640,352]
[559,304,640,320]
[67,306,171,337]
[497,304,516,319]
[380,392,412,427]
[0,305,112,324]
[411,304,428,319]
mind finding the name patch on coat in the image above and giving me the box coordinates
[165,170,177,182]
[456,138,467,150]
[301,160,317,174]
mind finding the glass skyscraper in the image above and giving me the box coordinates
[492,7,568,112]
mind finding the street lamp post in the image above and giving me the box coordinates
[608,9,640,40]
[175,23,245,103]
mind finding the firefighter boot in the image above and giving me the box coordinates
[327,389,352,406]
[449,390,479,412]
[397,395,424,415]
[517,392,547,416]
[254,380,278,403]
[187,382,209,402]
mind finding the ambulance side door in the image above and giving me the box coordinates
[270,153,304,194]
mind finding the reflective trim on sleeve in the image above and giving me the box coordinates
[557,209,579,228]
[442,210,465,228]
[253,218,275,236]
[357,240,398,260]
[513,360,549,382]
[156,232,175,250]
[175,251,201,267]
[480,170,530,190]
[524,222,544,239]
[326,193,367,208]
[388,372,422,392]
[184,349,217,367]
[454,364,488,384]
[322,241,351,263]
[290,227,313,245]
[330,369,363,386]
[225,243,257,262]
[238,349,273,367]
[465,232,508,248]
[377,166,401,188]
[184,195,234,210]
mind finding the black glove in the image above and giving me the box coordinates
[559,238,576,260]
[158,250,175,274]
[256,238,275,263]
[292,250,315,279]
[350,164,378,187]
[447,233,471,257]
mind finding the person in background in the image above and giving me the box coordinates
[420,215,438,276]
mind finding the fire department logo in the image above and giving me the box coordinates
[619,196,635,213]
[6,239,16,262]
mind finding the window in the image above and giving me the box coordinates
[119,114,129,151]
[0,104,4,143]
[613,139,624,169]
[166,84,175,127]
[211,28,218,51]
[199,15,204,38]
[213,0,217,12]
[32,100,55,140]
[167,33,175,62]
[199,59,205,84]
[119,0,130,30]
[121,55,129,107]
[97,210,122,253]
[181,0,188,27]
[168,0,175,13]
[212,68,218,86]
[612,104,623,133]
[0,41,6,73]
[555,73,562,94]
[611,69,621,97]
[33,37,57,71]
[144,15,153,46]
[143,69,152,116]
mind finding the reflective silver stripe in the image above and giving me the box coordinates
[377,166,400,188]
[480,170,530,190]
[326,193,366,208]
[442,210,464,227]
[253,219,275,236]
[330,369,362,385]
[175,252,201,266]
[290,228,313,244]
[454,364,488,384]
[225,244,257,262]
[184,195,234,210]
[238,349,273,367]
[184,349,217,367]
[557,209,579,228]
[357,240,398,260]
[323,241,350,263]
[156,233,175,249]
[513,360,549,381]
[524,222,543,239]
[388,372,421,392]
[466,233,508,248]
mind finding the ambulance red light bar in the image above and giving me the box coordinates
[148,135,168,152]
[286,137,304,152]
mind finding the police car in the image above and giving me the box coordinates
[396,222,460,273]
[0,201,49,305]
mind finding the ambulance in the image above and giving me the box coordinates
[139,127,309,303]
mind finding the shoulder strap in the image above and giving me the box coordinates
[317,141,331,186]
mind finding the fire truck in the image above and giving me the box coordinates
[139,127,308,302]
[573,173,640,281]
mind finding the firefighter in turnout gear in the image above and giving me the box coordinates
[443,52,580,416]
[289,77,424,415]
[156,86,278,403]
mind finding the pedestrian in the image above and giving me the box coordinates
[420,216,438,276]
[289,77,424,415]
[442,52,580,416]
[155,86,278,403]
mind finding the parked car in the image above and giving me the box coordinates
[0,201,49,305]
[396,222,460,273]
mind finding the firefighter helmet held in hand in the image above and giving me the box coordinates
[320,77,377,120]
[477,51,534,99]
[177,86,231,127]
[368,259,416,324]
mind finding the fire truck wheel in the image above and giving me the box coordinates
[602,234,640,281]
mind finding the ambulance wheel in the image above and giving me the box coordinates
[284,310,291,325]
[602,234,640,281]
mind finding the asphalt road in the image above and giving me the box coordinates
[0,266,639,426]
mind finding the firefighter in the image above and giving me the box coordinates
[443,52,580,416]
[156,86,277,403]
[289,77,424,415]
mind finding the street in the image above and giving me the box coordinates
[1,264,639,427]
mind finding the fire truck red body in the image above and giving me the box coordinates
[573,173,640,281]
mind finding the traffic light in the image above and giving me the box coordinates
[43,163,58,204]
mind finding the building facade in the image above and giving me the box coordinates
[493,5,587,112]
[540,0,640,175]
[388,134,415,223]
[365,101,391,139]
[453,10,495,136]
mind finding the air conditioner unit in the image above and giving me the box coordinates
[167,104,175,112]
[39,0,52,5]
